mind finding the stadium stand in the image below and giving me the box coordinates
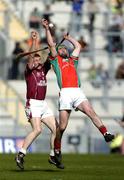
[0,0,29,41]
[0,0,124,153]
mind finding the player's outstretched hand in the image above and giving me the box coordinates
[63,33,70,40]
[41,18,49,29]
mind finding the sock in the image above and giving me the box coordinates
[19,148,26,156]
[99,125,107,135]
[50,149,54,157]
[54,139,61,152]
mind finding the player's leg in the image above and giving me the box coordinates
[77,100,114,142]
[54,110,71,168]
[22,117,42,150]
[41,115,64,169]
[55,110,71,149]
[41,116,56,157]
[54,89,72,168]
[41,116,59,166]
[77,100,104,128]
[15,117,42,170]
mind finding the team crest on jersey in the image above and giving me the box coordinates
[62,58,68,62]
[36,72,42,77]
[37,80,46,86]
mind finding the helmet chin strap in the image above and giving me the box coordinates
[60,54,68,58]
[60,50,70,58]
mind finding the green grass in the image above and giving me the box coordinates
[0,154,124,180]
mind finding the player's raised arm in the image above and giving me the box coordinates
[41,18,57,57]
[63,34,81,57]
[28,31,40,52]
[27,31,39,69]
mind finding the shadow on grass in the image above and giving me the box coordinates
[10,168,62,173]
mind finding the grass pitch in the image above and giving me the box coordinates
[0,154,124,180]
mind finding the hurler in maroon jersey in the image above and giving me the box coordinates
[25,55,50,101]
[15,31,58,170]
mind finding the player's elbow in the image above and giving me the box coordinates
[75,44,81,52]
[78,43,81,50]
[49,47,57,58]
[75,42,81,49]
[51,52,57,58]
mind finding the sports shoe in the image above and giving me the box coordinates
[54,150,64,169]
[48,155,64,169]
[15,153,24,170]
[104,133,115,142]
[48,156,57,165]
[56,162,65,169]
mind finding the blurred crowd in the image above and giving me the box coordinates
[9,0,124,81]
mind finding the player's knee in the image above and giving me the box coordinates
[51,127,56,136]
[60,127,65,134]
[34,128,42,135]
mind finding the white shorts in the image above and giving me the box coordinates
[25,99,53,120]
[59,88,88,110]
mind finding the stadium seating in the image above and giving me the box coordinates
[0,0,124,153]
[0,0,29,41]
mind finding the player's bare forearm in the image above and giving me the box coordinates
[46,28,55,47]
[64,34,81,57]
[27,31,39,69]
[64,34,81,56]
[29,31,40,52]
[46,28,57,53]
[41,19,54,46]
[29,39,36,53]
[41,19,57,57]
[27,51,34,69]
[65,34,81,49]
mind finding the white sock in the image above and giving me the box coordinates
[104,132,109,136]
[50,149,54,156]
[19,148,26,155]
